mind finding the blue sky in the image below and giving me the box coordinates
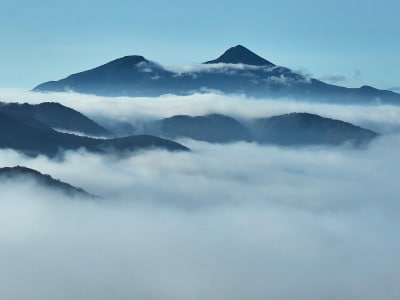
[1,0,399,89]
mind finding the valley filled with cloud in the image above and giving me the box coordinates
[1,89,399,300]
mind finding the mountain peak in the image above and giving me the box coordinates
[204,45,275,66]
[110,55,148,65]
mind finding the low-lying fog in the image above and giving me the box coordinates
[2,88,400,134]
[0,88,399,300]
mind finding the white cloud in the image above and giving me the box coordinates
[1,88,400,134]
[0,136,400,299]
[161,62,277,74]
[1,88,400,299]
[319,74,347,84]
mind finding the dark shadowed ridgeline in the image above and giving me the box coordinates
[0,101,111,137]
[145,114,253,143]
[251,113,378,146]
[33,45,400,105]
[0,110,189,157]
[0,99,377,152]
[0,166,95,198]
[122,113,378,147]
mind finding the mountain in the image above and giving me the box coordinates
[124,113,378,147]
[251,113,378,146]
[33,45,400,105]
[0,102,111,137]
[0,166,95,198]
[204,45,275,66]
[34,55,175,97]
[0,110,189,157]
[143,114,252,143]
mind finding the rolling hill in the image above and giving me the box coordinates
[128,112,378,146]
[0,109,189,157]
[0,166,95,198]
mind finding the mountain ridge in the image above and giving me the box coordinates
[0,101,111,137]
[116,112,378,147]
[33,45,400,104]
[0,109,189,157]
[0,166,96,198]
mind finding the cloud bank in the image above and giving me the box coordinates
[2,88,400,134]
[1,89,400,299]
[1,135,400,300]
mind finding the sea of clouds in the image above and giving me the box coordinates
[2,88,400,133]
[0,89,399,300]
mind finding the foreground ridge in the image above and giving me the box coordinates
[0,166,96,198]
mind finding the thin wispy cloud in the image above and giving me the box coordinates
[319,74,347,84]
[354,70,363,82]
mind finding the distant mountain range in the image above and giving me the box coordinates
[113,113,378,147]
[0,106,189,157]
[0,166,95,198]
[33,45,400,105]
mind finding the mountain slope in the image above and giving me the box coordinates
[33,45,400,105]
[204,45,275,66]
[0,166,95,198]
[145,114,252,143]
[128,113,378,146]
[0,110,189,156]
[0,102,111,137]
[251,113,378,146]
[34,55,176,97]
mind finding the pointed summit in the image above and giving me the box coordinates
[204,45,275,66]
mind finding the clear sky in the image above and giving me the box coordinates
[1,0,399,89]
